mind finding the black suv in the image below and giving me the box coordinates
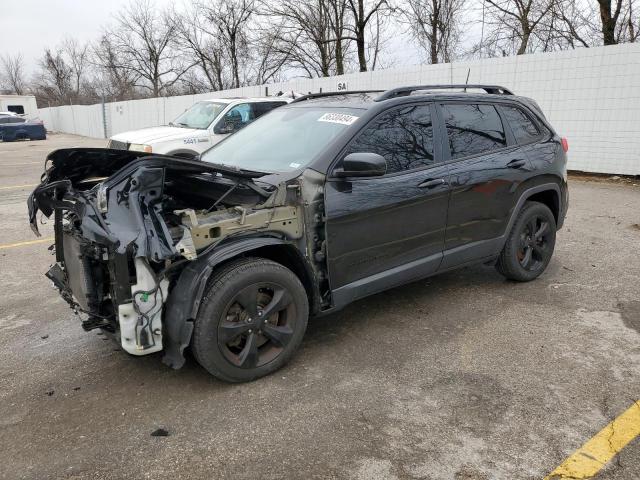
[29,85,568,382]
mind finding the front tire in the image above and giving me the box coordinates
[496,201,557,282]
[192,257,309,382]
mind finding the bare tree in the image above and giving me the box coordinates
[400,0,466,63]
[608,0,640,43]
[597,0,624,44]
[326,0,350,74]
[481,0,556,55]
[543,0,638,47]
[35,48,73,104]
[346,0,391,71]
[107,0,192,97]
[543,0,594,48]
[262,0,339,77]
[172,6,229,91]
[0,53,26,95]
[62,38,90,98]
[93,34,140,100]
[199,0,256,88]
[250,23,292,84]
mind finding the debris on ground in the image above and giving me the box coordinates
[151,428,169,437]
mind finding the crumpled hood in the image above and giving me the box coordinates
[110,125,202,144]
[27,148,275,239]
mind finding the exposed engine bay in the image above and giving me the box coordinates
[28,148,328,367]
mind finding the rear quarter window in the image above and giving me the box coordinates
[441,103,507,159]
[502,106,540,144]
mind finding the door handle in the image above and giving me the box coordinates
[507,159,527,169]
[418,178,447,189]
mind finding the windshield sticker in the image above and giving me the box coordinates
[317,113,359,125]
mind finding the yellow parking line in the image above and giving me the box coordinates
[0,183,37,190]
[0,237,53,250]
[544,401,640,479]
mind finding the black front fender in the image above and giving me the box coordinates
[162,236,288,369]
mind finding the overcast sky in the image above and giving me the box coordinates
[1,0,482,78]
[0,0,172,74]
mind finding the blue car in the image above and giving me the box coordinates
[0,114,46,141]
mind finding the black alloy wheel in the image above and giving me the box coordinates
[496,201,557,282]
[192,257,309,382]
[517,215,552,272]
[218,282,296,369]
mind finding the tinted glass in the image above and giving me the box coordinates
[442,104,506,159]
[252,102,287,118]
[202,107,363,173]
[503,106,540,143]
[345,104,435,174]
[172,101,226,129]
[8,105,25,115]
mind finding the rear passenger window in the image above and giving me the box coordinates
[345,104,435,174]
[442,104,506,159]
[502,106,540,143]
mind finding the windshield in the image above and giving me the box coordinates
[172,101,226,129]
[201,107,364,172]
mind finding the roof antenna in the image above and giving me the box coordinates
[464,68,471,92]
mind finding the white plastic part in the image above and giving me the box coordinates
[118,258,169,356]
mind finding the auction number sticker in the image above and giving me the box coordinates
[317,113,359,125]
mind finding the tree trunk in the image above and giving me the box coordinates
[336,37,344,75]
[356,0,367,72]
[430,0,439,64]
[517,29,530,54]
[356,27,367,72]
[598,0,619,45]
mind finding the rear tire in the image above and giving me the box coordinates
[192,257,308,383]
[496,201,556,282]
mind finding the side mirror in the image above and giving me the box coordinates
[214,121,236,135]
[334,152,387,178]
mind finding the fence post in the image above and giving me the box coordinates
[70,100,77,135]
[101,96,108,139]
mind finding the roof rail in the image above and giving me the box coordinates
[375,84,514,101]
[290,90,385,103]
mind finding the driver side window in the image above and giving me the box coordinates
[216,103,254,134]
[344,104,436,175]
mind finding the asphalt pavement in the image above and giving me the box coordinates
[0,134,639,479]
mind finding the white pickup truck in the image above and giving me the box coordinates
[108,97,290,158]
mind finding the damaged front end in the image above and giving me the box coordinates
[29,148,313,367]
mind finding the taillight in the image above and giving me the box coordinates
[561,137,569,153]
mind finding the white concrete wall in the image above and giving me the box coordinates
[38,43,640,175]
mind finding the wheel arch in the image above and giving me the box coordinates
[526,189,560,225]
[162,236,317,370]
[503,183,562,242]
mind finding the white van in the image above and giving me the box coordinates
[108,97,290,158]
